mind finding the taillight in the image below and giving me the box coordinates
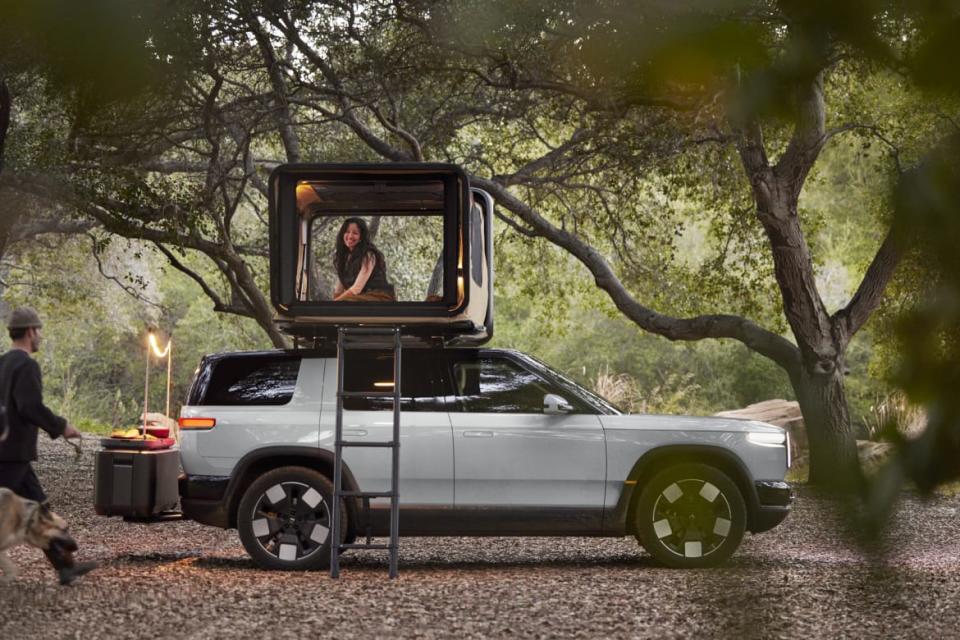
[179,417,216,430]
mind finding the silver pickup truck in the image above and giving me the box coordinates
[177,347,791,570]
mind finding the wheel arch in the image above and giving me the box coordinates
[224,446,360,536]
[615,445,761,535]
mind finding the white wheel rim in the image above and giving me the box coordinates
[250,480,331,562]
[651,478,733,559]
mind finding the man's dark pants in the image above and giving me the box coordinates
[0,462,49,503]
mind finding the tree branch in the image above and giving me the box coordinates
[245,13,303,163]
[366,102,425,162]
[774,70,827,199]
[472,175,802,375]
[823,123,903,173]
[152,242,249,317]
[10,216,97,242]
[500,128,592,186]
[85,233,165,309]
[831,224,901,344]
[732,116,773,205]
[269,12,414,161]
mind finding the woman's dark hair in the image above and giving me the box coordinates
[333,217,386,279]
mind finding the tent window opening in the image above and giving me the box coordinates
[295,179,448,304]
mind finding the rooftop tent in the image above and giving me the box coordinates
[269,163,493,342]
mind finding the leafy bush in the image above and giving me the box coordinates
[862,391,926,443]
[593,365,700,415]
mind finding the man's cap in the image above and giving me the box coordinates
[7,307,43,330]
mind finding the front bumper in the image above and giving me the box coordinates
[750,480,792,533]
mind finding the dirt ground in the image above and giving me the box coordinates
[2,436,960,640]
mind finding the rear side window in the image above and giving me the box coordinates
[342,350,443,411]
[199,356,301,406]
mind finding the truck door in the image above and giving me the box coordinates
[319,349,454,509]
[446,351,606,528]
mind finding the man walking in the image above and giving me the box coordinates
[0,307,96,585]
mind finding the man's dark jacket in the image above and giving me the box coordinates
[0,349,66,461]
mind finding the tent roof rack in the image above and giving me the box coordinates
[277,319,489,350]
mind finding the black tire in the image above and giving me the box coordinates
[633,463,747,568]
[237,466,345,571]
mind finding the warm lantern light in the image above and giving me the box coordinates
[373,381,395,388]
[143,330,174,440]
[149,333,171,358]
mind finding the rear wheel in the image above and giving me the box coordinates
[633,463,746,568]
[237,466,345,570]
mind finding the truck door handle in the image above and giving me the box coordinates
[343,429,367,437]
[463,430,494,438]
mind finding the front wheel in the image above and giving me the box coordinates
[633,463,747,568]
[237,466,345,571]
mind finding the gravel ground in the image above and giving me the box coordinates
[2,436,960,640]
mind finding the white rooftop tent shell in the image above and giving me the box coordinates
[268,163,493,343]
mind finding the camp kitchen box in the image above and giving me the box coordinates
[94,448,179,518]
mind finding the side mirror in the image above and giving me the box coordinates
[543,393,573,415]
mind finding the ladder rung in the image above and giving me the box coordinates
[339,491,396,498]
[339,390,397,398]
[339,327,400,335]
[339,543,396,550]
[340,343,400,351]
[336,440,397,448]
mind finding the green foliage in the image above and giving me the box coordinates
[861,390,925,443]
[2,235,269,426]
[593,365,702,415]
[887,135,960,490]
[493,249,797,416]
[0,1,197,113]
[74,418,114,436]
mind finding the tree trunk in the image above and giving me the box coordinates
[0,77,15,264]
[0,78,10,173]
[222,252,290,349]
[731,62,868,487]
[793,367,859,488]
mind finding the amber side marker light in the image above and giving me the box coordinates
[179,417,217,430]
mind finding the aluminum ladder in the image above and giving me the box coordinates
[330,326,401,578]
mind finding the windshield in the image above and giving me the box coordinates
[512,352,623,415]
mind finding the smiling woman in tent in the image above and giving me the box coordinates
[331,217,396,303]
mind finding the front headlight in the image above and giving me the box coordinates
[746,431,787,447]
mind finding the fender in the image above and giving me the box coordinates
[604,444,763,535]
[223,446,362,529]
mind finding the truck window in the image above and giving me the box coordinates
[201,356,301,406]
[449,355,555,413]
[342,350,444,411]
